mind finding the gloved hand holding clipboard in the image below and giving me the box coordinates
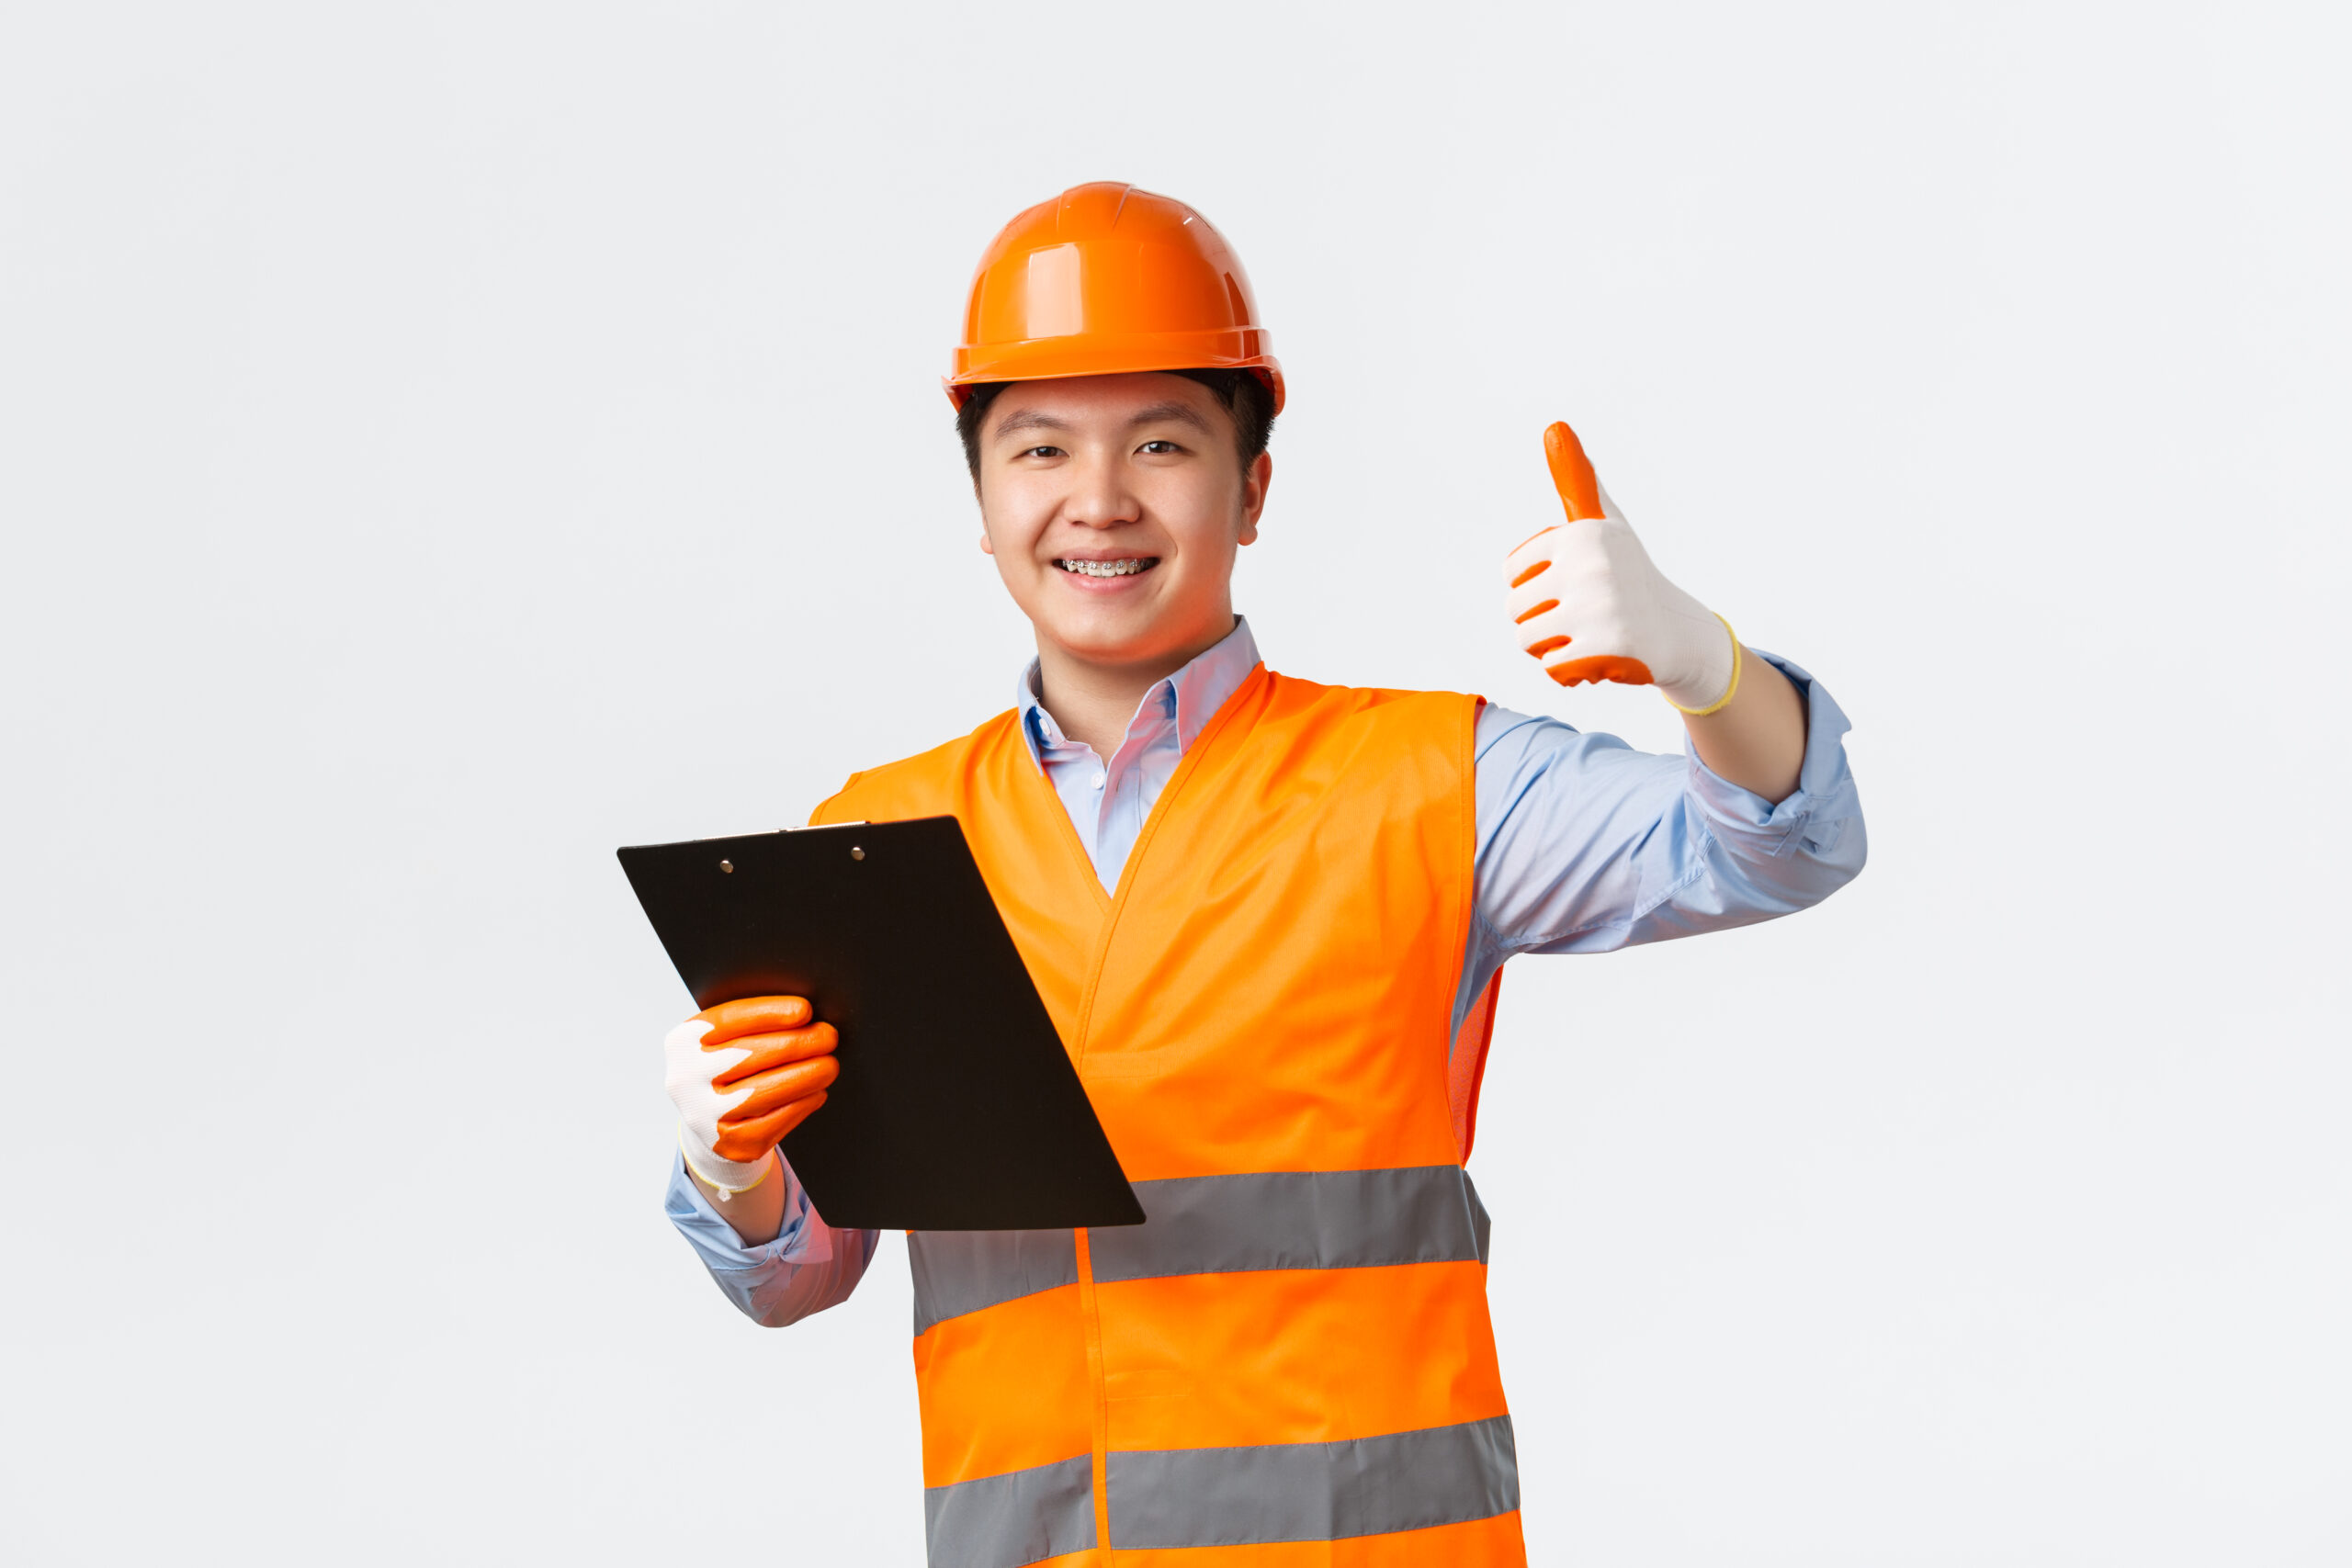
[619,816,1143,1232]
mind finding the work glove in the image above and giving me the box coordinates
[663,996,840,1199]
[1505,421,1741,715]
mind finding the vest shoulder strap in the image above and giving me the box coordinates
[808,708,1024,827]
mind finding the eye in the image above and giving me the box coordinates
[1018,445,1065,459]
[1137,439,1182,456]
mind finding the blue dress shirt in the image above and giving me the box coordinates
[666,616,1866,1325]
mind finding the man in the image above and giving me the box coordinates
[661,182,1864,1566]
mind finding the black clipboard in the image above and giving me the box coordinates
[618,816,1143,1231]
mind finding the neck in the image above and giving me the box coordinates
[1035,615,1237,761]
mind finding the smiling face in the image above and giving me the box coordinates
[975,372,1272,678]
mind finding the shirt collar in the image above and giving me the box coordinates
[1016,615,1261,770]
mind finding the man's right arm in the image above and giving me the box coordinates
[664,1147,880,1327]
[662,995,877,1326]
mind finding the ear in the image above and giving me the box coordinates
[1238,450,1272,547]
[979,534,994,555]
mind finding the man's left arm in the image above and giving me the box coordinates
[1471,652,1862,966]
[1466,420,1864,980]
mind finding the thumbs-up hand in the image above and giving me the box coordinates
[1505,422,1740,715]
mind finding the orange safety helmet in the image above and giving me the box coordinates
[946,182,1284,414]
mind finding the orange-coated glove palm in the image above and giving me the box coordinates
[1505,422,1739,714]
[662,996,839,1198]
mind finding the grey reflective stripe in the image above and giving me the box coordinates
[1088,1166,1489,1284]
[909,1228,1077,1337]
[909,1168,1493,1336]
[924,1453,1095,1568]
[1466,1173,1492,1265]
[1105,1415,1519,1549]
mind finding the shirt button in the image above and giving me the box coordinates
[1092,771,1107,790]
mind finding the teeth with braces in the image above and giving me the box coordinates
[1057,558,1155,577]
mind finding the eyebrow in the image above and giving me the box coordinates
[989,409,1072,443]
[989,400,1216,446]
[1125,400,1216,436]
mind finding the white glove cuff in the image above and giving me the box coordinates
[1660,616,1741,716]
[680,1124,771,1201]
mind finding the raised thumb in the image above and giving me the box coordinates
[1544,421,1604,523]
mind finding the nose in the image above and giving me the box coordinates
[1061,451,1142,530]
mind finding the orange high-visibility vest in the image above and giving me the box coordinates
[813,664,1521,1567]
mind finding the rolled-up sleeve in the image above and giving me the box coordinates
[1468,649,1866,977]
[663,1153,880,1327]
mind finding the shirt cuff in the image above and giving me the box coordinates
[662,1149,837,1275]
[1682,649,1857,858]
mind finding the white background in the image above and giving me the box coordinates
[4,3,2346,1562]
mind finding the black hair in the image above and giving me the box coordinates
[955,368,1276,483]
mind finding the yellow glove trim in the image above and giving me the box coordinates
[1666,618,1743,717]
[679,1122,773,1200]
